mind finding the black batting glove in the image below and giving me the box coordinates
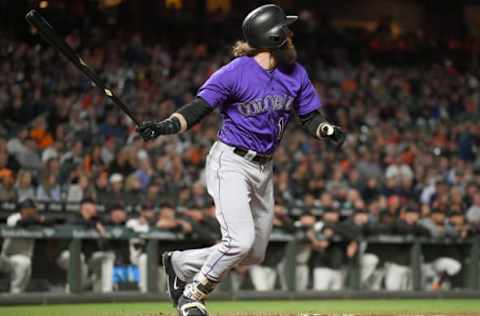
[136,117,181,141]
[137,121,160,141]
[319,123,346,148]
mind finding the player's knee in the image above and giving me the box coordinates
[436,257,461,276]
[237,240,254,257]
[245,247,266,264]
[56,251,69,269]
[448,260,462,276]
[138,253,147,265]
[105,251,116,262]
[362,254,379,267]
[12,256,31,270]
[233,235,255,257]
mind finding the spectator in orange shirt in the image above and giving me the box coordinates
[30,117,54,150]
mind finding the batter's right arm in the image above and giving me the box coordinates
[137,97,213,141]
[299,110,346,148]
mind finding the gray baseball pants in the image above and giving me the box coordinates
[171,141,274,283]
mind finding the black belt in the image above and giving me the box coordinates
[233,147,272,164]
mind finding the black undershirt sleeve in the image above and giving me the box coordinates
[176,97,214,130]
[299,110,327,138]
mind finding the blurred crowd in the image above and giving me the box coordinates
[0,25,480,293]
[1,30,479,223]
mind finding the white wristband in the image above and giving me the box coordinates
[170,113,188,133]
[317,122,334,138]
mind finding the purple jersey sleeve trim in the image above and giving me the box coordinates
[197,89,222,109]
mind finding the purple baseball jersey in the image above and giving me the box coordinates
[197,56,321,155]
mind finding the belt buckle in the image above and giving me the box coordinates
[244,149,257,161]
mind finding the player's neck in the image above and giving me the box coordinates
[254,52,276,70]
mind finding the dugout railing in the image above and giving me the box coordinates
[0,225,479,297]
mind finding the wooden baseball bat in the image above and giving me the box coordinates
[25,9,141,126]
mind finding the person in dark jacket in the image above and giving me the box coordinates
[335,207,381,289]
[419,208,462,290]
[104,204,130,266]
[56,198,115,293]
[125,202,158,292]
[384,203,430,290]
[0,199,45,293]
[448,211,470,239]
[181,205,221,244]
[290,211,317,290]
[310,207,347,290]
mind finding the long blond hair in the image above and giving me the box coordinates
[232,41,261,57]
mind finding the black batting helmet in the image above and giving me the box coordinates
[242,4,297,49]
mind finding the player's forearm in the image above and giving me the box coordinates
[300,110,346,147]
[137,98,213,139]
[157,98,213,133]
[175,97,213,132]
[299,110,330,139]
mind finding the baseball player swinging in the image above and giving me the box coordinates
[137,4,345,316]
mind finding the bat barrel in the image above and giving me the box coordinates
[25,9,141,127]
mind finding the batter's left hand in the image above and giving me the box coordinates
[319,123,346,148]
[137,121,160,141]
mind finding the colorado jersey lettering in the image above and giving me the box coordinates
[197,56,321,155]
